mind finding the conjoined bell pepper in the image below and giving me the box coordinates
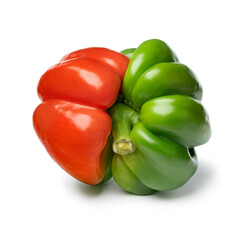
[33,39,211,195]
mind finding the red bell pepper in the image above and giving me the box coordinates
[33,48,129,184]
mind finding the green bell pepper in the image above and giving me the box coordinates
[109,39,211,195]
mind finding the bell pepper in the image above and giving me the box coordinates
[111,39,211,194]
[33,39,211,195]
[33,47,129,184]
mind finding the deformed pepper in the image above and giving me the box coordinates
[33,39,211,195]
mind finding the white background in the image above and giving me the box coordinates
[1,0,239,239]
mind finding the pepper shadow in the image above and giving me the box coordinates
[154,159,214,199]
[70,178,118,197]
[67,159,214,198]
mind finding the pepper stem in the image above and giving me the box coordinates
[113,139,136,155]
[109,103,140,155]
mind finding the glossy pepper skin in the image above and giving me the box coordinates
[110,39,211,195]
[33,48,129,184]
[33,39,211,195]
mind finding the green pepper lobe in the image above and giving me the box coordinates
[109,39,211,195]
[120,48,136,59]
